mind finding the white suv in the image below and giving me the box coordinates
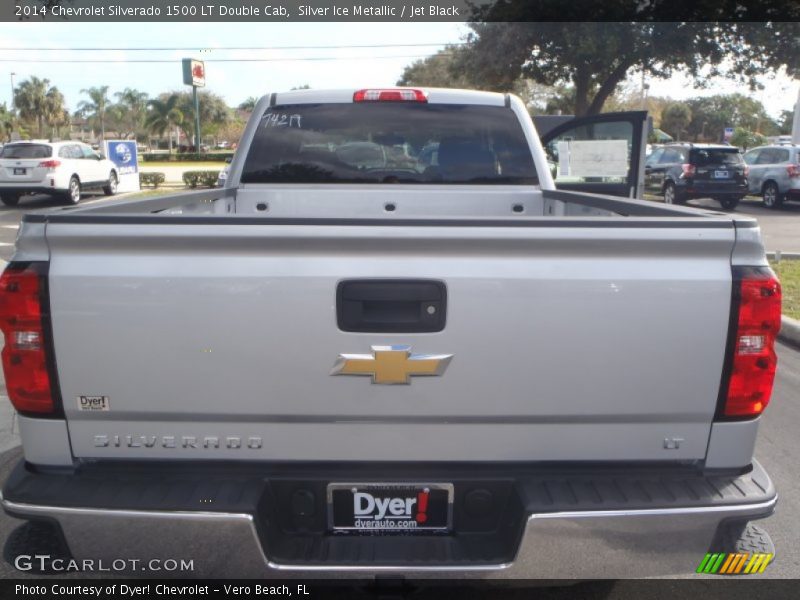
[0,141,118,206]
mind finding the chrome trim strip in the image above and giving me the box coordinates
[2,499,254,521]
[525,496,778,520]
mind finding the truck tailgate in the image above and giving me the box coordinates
[46,220,735,462]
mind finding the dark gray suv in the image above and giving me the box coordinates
[645,143,748,210]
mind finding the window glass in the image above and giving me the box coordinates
[242,103,537,185]
[756,149,777,164]
[690,148,743,166]
[774,149,790,163]
[0,144,52,159]
[743,149,761,165]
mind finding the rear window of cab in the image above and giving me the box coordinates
[241,103,538,185]
[690,148,743,166]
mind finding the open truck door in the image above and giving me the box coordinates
[537,111,648,199]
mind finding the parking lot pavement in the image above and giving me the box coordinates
[678,196,800,253]
[0,192,134,261]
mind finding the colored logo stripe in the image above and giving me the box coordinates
[697,553,774,575]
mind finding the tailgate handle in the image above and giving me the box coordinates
[337,280,447,333]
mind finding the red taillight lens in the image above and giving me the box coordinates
[743,166,750,177]
[38,160,61,169]
[353,88,428,103]
[0,264,55,414]
[723,269,781,418]
[787,164,800,178]
[681,163,696,177]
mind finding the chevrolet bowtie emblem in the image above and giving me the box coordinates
[331,345,453,385]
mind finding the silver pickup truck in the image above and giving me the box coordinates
[0,88,781,578]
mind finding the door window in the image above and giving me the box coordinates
[544,121,633,185]
[743,149,761,165]
[80,145,98,159]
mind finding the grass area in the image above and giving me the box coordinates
[771,260,800,320]
[140,161,226,168]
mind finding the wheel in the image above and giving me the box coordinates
[0,193,20,207]
[719,197,741,210]
[64,176,81,204]
[762,182,783,209]
[663,182,684,205]
[103,171,118,196]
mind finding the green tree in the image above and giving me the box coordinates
[685,94,779,142]
[397,46,474,88]
[661,102,693,141]
[778,110,794,136]
[13,76,65,138]
[77,86,111,141]
[111,88,149,140]
[730,128,767,150]
[145,94,184,153]
[172,90,230,145]
[238,96,259,112]
[452,14,799,116]
[0,103,13,142]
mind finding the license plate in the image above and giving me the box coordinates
[714,170,730,179]
[328,483,453,533]
[13,168,26,175]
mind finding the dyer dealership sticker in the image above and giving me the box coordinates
[77,396,110,411]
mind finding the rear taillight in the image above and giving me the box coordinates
[743,166,750,177]
[38,160,61,169]
[353,88,428,103]
[681,163,696,177]
[0,263,56,414]
[721,267,781,418]
[787,164,800,178]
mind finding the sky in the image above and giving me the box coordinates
[0,22,796,119]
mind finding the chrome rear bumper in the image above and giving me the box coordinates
[2,491,776,578]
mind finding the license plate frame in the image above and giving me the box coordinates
[714,170,730,179]
[327,482,454,534]
[13,168,26,176]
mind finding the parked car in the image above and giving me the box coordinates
[0,141,118,206]
[743,144,800,209]
[644,143,748,210]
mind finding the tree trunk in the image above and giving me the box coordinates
[573,68,590,117]
[585,60,635,116]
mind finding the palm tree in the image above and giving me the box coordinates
[44,89,68,140]
[14,76,64,138]
[78,86,110,141]
[145,94,184,153]
[113,88,149,140]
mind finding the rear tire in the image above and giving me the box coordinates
[0,193,20,207]
[762,182,784,209]
[103,171,118,196]
[64,176,81,204]
[719,197,741,211]
[663,182,684,205]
